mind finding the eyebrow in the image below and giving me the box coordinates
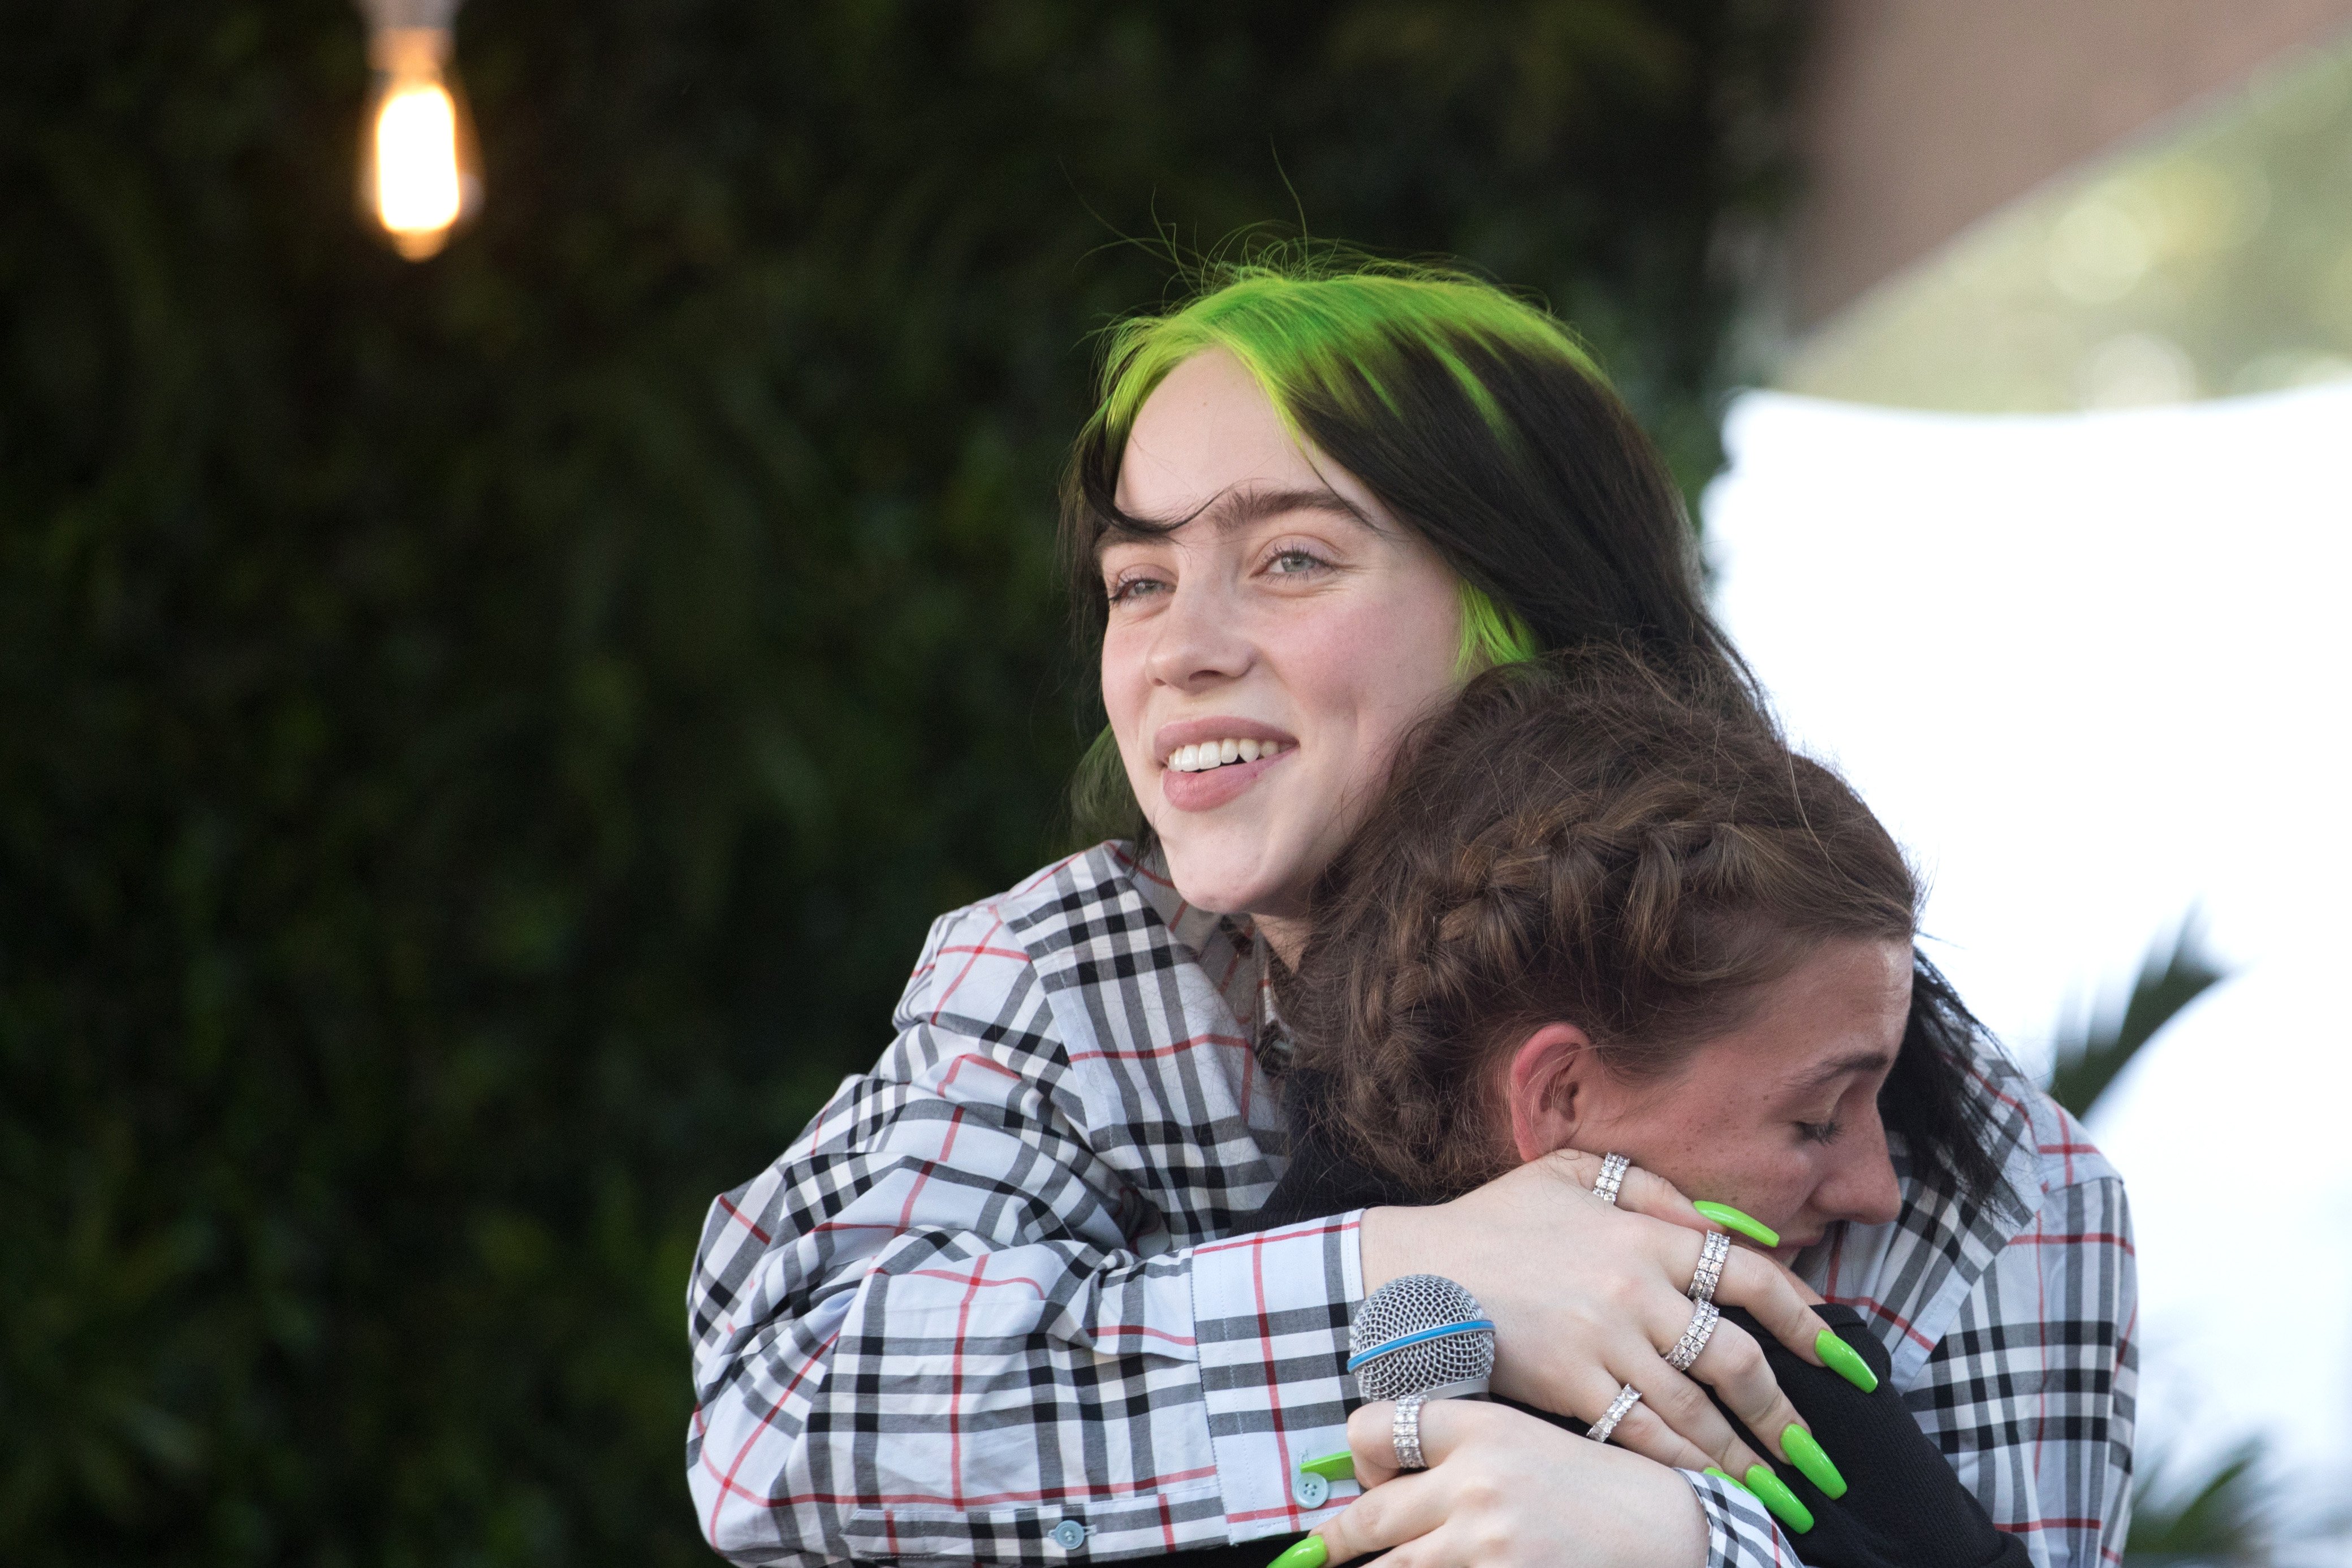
[1785,1051,1897,1096]
[1099,484,1376,550]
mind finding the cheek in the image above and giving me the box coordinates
[1099,626,1149,722]
[1629,1108,1816,1218]
[1265,590,1457,750]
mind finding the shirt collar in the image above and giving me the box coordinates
[1120,842,1287,1060]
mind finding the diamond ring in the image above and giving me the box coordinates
[1688,1230,1732,1306]
[1587,1383,1643,1445]
[1391,1393,1429,1471]
[1592,1152,1631,1207]
[1666,1299,1722,1371]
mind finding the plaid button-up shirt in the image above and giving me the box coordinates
[689,844,2136,1567]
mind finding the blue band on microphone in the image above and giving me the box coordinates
[1343,1318,1497,1373]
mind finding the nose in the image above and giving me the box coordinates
[1143,572,1254,692]
[1813,1113,1904,1228]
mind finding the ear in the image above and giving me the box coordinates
[1507,1022,1596,1164]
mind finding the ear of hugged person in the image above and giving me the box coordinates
[685,257,2133,1568]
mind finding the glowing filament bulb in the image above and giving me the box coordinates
[358,7,477,261]
[374,76,462,243]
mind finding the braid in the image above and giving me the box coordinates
[1280,647,1928,1205]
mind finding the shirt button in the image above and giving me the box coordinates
[1051,1519,1088,1550]
[1293,1470,1331,1508]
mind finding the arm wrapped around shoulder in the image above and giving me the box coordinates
[685,894,1362,1565]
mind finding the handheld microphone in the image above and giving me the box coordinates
[1345,1273,1496,1402]
[1296,1275,1499,1494]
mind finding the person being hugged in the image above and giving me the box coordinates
[686,257,2134,1568]
[1257,647,2103,1568]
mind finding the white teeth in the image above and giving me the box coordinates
[1167,738,1287,771]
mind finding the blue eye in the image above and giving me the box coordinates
[1107,575,1169,605]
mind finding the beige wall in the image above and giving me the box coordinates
[1789,0,2352,325]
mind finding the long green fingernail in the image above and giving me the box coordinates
[1298,1449,1356,1483]
[1744,1465,1815,1534]
[1268,1534,1328,1568]
[1704,1466,1752,1494]
[1815,1328,1879,1393]
[1693,1201,1779,1247]
[1780,1424,1847,1499]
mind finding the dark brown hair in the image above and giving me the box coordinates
[1280,647,2004,1205]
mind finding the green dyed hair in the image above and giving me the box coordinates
[1060,252,1736,848]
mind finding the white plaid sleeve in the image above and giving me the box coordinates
[686,854,1360,1565]
[1686,1467,1801,1567]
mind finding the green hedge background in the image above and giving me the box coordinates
[0,3,1796,1562]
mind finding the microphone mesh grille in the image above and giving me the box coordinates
[1348,1273,1496,1402]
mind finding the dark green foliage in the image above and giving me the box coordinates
[2125,1439,2271,1565]
[2047,916,2228,1120]
[0,2,1796,1562]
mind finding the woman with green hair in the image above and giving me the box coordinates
[684,262,2130,1568]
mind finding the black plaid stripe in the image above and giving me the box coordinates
[689,845,2135,1566]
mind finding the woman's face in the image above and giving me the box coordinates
[1102,349,1465,938]
[1511,939,1914,1265]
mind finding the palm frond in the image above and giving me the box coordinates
[2124,1437,2270,1564]
[2047,914,2228,1119]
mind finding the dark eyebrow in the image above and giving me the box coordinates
[1099,484,1376,551]
[1785,1051,1896,1096]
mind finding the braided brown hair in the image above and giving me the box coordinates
[1280,647,2001,1206]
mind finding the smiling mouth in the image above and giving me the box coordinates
[1166,737,1291,773]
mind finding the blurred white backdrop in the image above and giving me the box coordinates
[1706,383,2352,1543]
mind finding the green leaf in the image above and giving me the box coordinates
[2047,914,2228,1119]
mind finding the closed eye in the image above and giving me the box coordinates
[1796,1119,1842,1146]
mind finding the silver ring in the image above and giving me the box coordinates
[1592,1152,1630,1207]
[1391,1393,1428,1471]
[1665,1299,1721,1371]
[1688,1230,1732,1306]
[1587,1383,1642,1445]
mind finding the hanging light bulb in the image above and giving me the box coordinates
[357,0,480,260]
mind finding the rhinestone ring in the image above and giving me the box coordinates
[1665,1299,1722,1372]
[1688,1230,1732,1306]
[1586,1383,1643,1445]
[1591,1152,1630,1207]
[1391,1393,1429,1471]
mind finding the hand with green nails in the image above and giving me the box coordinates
[1691,1200,1779,1248]
[1274,1198,1998,1567]
[1704,1463,1811,1536]
[1275,1395,1710,1568]
[1266,1534,1327,1568]
[1741,1462,1816,1535]
[1271,1315,2015,1568]
[1357,1150,1881,1487]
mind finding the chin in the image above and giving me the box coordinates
[1155,835,1302,922]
